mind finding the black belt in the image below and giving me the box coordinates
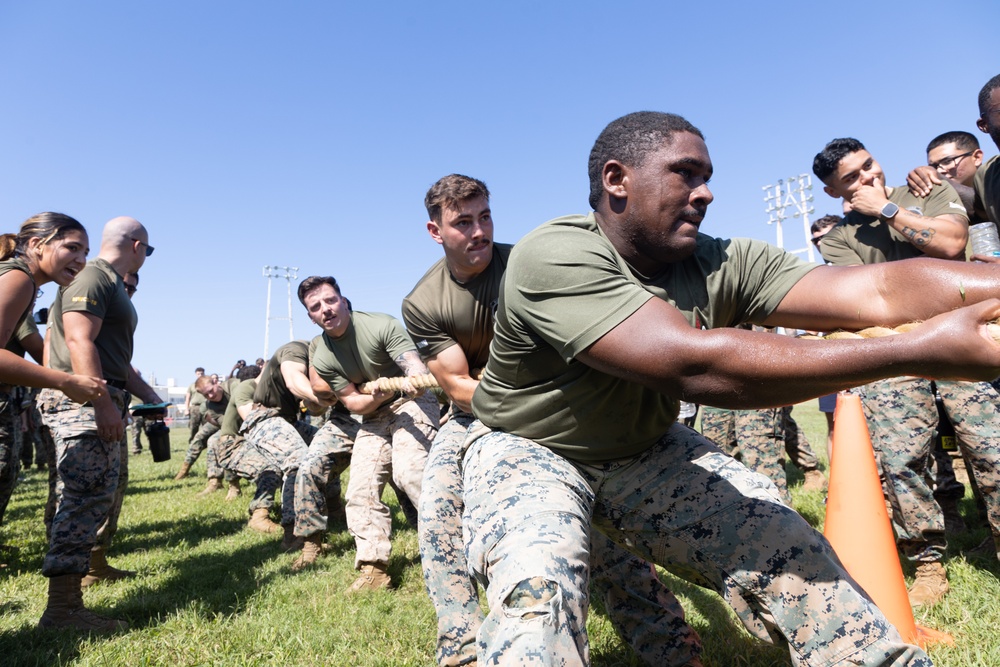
[106,378,128,390]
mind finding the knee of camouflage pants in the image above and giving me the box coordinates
[463,431,593,664]
[293,418,355,538]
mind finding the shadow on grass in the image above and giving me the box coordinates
[113,514,247,556]
[119,538,284,625]
[0,539,285,666]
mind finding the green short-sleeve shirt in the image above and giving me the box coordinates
[974,155,1000,226]
[220,378,257,437]
[0,258,37,356]
[819,182,968,266]
[253,341,309,420]
[48,258,137,381]
[7,316,40,359]
[310,311,417,393]
[402,243,511,368]
[471,213,815,463]
[203,377,238,421]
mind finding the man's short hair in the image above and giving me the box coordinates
[812,138,866,183]
[588,112,704,210]
[811,215,841,234]
[424,174,490,222]
[195,375,215,392]
[297,276,341,305]
[978,74,1000,117]
[237,364,262,381]
[195,367,205,373]
[926,131,980,154]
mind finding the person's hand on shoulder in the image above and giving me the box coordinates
[907,166,941,198]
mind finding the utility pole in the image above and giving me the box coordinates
[762,174,817,263]
[262,265,298,359]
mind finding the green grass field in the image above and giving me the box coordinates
[1,401,998,666]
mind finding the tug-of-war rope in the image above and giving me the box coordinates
[358,368,483,395]
[797,321,1000,341]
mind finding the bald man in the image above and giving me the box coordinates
[38,216,162,632]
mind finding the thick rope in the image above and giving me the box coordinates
[797,321,1000,342]
[357,368,483,395]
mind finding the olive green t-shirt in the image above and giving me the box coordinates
[48,258,137,382]
[819,182,968,266]
[220,379,257,437]
[402,243,511,368]
[7,316,40,359]
[203,377,238,421]
[471,213,816,463]
[253,341,309,420]
[0,258,36,356]
[973,155,1000,227]
[310,311,416,393]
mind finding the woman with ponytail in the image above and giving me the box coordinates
[1,213,105,557]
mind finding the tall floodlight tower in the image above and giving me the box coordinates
[262,265,298,359]
[762,174,817,263]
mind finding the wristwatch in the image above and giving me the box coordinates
[879,201,899,221]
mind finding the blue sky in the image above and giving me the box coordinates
[2,1,997,386]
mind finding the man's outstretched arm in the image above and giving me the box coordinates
[579,262,1000,410]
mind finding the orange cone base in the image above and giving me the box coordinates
[913,624,955,649]
[824,394,959,650]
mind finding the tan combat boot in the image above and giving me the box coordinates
[38,574,128,632]
[247,508,281,534]
[802,469,826,492]
[291,534,324,572]
[173,462,192,481]
[281,524,304,552]
[348,561,392,593]
[907,561,949,607]
[195,477,223,498]
[225,479,242,501]
[81,547,136,587]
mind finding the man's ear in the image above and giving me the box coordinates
[823,184,837,199]
[603,160,628,201]
[977,116,989,134]
[427,220,443,244]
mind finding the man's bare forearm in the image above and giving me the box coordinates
[583,294,1000,411]
[764,259,1000,332]
[126,366,161,404]
[395,350,429,376]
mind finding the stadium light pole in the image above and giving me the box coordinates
[762,174,816,263]
[262,265,298,359]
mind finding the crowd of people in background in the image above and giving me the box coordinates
[1,73,1000,666]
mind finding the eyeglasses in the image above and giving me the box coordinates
[124,283,137,296]
[928,150,974,171]
[131,237,155,257]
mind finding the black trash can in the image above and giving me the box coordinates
[146,419,171,462]
[131,403,172,463]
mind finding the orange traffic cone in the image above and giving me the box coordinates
[823,393,954,648]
